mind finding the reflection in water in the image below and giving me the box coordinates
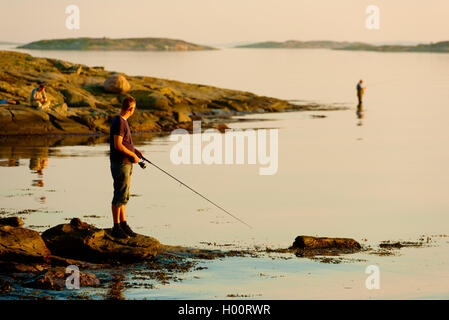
[107,274,125,300]
[0,158,19,167]
[0,135,110,159]
[0,135,111,189]
[0,134,159,160]
[0,134,160,200]
[30,157,48,187]
[27,144,49,188]
[0,135,110,204]
[356,102,364,127]
[0,145,20,167]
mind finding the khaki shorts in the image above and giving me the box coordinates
[110,162,133,207]
[32,100,51,110]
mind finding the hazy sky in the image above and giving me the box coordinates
[2,0,448,45]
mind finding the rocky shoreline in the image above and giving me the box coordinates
[0,51,315,136]
[0,214,364,299]
[1,213,436,299]
[0,216,245,299]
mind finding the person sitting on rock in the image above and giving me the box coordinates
[30,84,50,110]
[109,96,144,238]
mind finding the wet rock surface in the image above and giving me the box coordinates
[0,278,11,294]
[263,235,363,258]
[262,235,363,259]
[379,241,425,249]
[291,235,361,250]
[0,214,436,299]
[42,218,161,263]
[0,216,240,299]
[23,268,100,291]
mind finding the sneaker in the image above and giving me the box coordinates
[120,221,137,237]
[111,224,129,239]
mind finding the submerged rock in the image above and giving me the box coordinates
[0,278,11,294]
[23,268,99,291]
[0,217,24,227]
[379,241,423,249]
[291,236,361,250]
[42,218,161,263]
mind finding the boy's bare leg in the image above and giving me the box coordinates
[119,205,126,223]
[112,204,120,224]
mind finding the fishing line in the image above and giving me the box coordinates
[139,157,252,229]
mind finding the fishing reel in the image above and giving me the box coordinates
[138,161,147,169]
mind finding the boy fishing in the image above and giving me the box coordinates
[109,96,144,238]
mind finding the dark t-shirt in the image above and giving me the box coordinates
[110,115,135,163]
[357,83,364,93]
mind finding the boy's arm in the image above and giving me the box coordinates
[134,149,143,159]
[113,135,139,163]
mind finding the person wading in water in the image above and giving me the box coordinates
[356,79,366,106]
[109,96,144,238]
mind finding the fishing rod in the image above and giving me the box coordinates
[367,81,390,87]
[138,156,252,229]
[363,78,403,87]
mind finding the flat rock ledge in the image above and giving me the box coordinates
[41,218,161,263]
[0,217,163,292]
[291,235,361,250]
[0,224,51,263]
[264,235,362,257]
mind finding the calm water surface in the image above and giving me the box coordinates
[1,46,448,299]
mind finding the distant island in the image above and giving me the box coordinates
[0,41,21,45]
[18,37,216,51]
[236,40,449,53]
[335,41,449,53]
[236,40,356,49]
